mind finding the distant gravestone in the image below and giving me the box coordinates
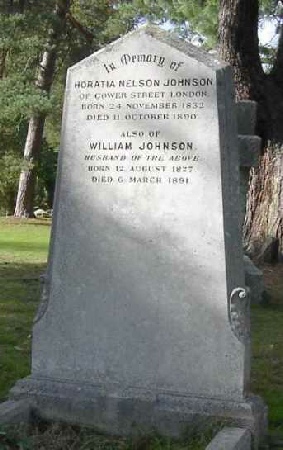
[11,27,266,443]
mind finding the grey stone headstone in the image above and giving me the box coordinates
[236,100,257,136]
[238,135,261,168]
[236,101,261,226]
[244,256,264,304]
[11,26,266,444]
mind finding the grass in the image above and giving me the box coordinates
[251,264,283,432]
[0,218,283,447]
[0,217,50,283]
[0,421,219,450]
[0,218,50,399]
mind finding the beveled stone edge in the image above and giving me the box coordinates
[205,427,251,450]
[0,399,31,424]
[9,376,267,449]
[236,100,258,136]
[238,135,261,168]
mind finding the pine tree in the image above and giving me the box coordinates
[11,0,127,217]
[14,1,72,217]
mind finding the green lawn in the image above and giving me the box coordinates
[0,218,282,447]
[251,264,283,431]
[0,218,50,399]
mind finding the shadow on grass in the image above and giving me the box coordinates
[0,421,217,450]
[0,262,47,279]
[250,264,283,432]
[0,261,45,400]
[0,241,49,253]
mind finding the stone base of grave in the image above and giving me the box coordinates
[0,399,31,424]
[206,427,252,450]
[10,376,267,448]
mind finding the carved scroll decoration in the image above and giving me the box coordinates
[228,287,250,343]
[34,272,50,324]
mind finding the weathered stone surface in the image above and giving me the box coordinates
[10,26,266,445]
[236,100,261,225]
[236,101,257,136]
[240,167,250,225]
[11,378,267,444]
[238,135,261,168]
[244,256,264,304]
[206,427,251,450]
[0,400,30,424]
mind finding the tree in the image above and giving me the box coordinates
[5,0,282,255]
[12,0,132,217]
[14,1,71,217]
[0,1,58,215]
[0,5,50,214]
[141,0,282,260]
[217,0,283,261]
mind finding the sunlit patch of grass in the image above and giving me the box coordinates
[0,217,50,264]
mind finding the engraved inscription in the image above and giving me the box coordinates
[72,53,215,185]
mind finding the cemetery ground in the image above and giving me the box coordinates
[0,218,282,449]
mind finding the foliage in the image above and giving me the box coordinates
[35,141,59,209]
[0,0,133,214]
[0,6,54,213]
[108,0,278,52]
[0,151,22,215]
[162,0,218,46]
[106,0,218,47]
[260,0,277,14]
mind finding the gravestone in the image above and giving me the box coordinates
[11,26,267,445]
[235,100,264,304]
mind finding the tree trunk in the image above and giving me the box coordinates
[218,0,264,101]
[14,116,45,217]
[218,0,283,261]
[14,1,71,218]
[5,0,25,14]
[243,146,283,262]
[0,49,7,79]
[19,0,25,13]
[218,0,269,140]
